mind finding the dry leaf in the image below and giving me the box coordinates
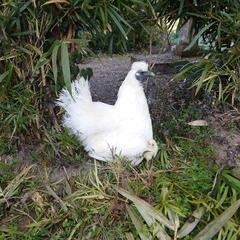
[187,120,208,126]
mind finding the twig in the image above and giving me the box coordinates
[207,167,223,196]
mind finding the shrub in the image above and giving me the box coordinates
[154,0,240,104]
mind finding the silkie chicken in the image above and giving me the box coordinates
[57,61,158,165]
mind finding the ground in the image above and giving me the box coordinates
[79,53,240,167]
[0,53,240,239]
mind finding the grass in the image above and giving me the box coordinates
[1,107,240,239]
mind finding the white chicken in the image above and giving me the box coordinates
[57,61,158,165]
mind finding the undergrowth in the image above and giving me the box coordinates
[0,107,239,239]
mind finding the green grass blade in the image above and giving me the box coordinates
[1,165,34,204]
[193,199,240,240]
[0,70,10,83]
[61,41,72,95]
[222,172,240,192]
[67,221,82,240]
[46,185,68,212]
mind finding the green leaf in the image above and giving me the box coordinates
[116,187,174,230]
[51,43,60,86]
[178,207,205,238]
[108,8,128,39]
[126,205,152,240]
[178,0,184,16]
[173,61,195,80]
[216,185,229,209]
[61,42,72,95]
[184,22,214,51]
[137,206,171,240]
[146,0,156,19]
[34,57,49,73]
[0,165,34,204]
[46,185,68,212]
[222,172,240,193]
[0,71,10,83]
[193,199,240,240]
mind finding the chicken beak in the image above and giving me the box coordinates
[146,71,155,77]
[135,70,155,82]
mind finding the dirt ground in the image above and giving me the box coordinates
[79,53,240,167]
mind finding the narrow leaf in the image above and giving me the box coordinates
[193,199,240,240]
[184,23,214,51]
[125,233,135,240]
[116,187,174,230]
[108,8,128,39]
[51,43,60,86]
[0,71,10,83]
[1,165,34,203]
[187,120,208,126]
[61,42,72,94]
[42,0,69,6]
[126,205,151,240]
[137,206,171,240]
[46,185,68,212]
[178,207,205,238]
[222,173,240,192]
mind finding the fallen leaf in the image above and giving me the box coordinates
[187,120,208,126]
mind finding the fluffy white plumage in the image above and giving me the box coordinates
[57,61,158,165]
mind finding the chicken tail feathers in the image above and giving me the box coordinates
[56,77,93,138]
[57,76,92,109]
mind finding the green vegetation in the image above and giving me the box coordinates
[1,1,240,239]
[0,0,157,154]
[1,108,240,239]
[167,0,240,103]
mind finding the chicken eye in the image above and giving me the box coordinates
[135,71,147,82]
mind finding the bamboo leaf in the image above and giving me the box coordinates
[61,42,72,94]
[116,187,174,230]
[137,206,171,240]
[184,23,214,51]
[222,172,240,192]
[125,232,135,240]
[108,8,128,39]
[126,205,152,240]
[178,207,205,238]
[193,199,240,240]
[51,43,60,86]
[0,70,10,83]
[42,0,70,6]
[187,120,208,126]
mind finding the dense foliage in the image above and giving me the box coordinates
[0,0,156,148]
[160,0,240,103]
